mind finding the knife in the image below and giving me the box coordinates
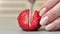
[28,0,36,22]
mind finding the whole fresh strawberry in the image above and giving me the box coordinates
[17,9,41,31]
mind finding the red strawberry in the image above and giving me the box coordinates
[18,9,29,31]
[17,9,41,31]
[29,11,41,31]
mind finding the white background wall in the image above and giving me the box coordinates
[0,0,45,17]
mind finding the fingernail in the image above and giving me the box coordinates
[45,23,55,30]
[39,8,47,16]
[40,16,49,25]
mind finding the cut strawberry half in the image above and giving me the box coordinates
[17,9,41,31]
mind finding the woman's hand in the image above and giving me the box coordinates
[39,0,60,31]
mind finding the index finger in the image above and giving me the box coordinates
[39,0,60,16]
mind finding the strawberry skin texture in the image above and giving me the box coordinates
[29,10,41,31]
[17,9,41,31]
[18,9,29,31]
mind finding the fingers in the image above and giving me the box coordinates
[39,0,60,16]
[40,2,60,25]
[45,18,60,31]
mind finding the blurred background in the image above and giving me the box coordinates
[0,0,45,17]
[1,0,58,34]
